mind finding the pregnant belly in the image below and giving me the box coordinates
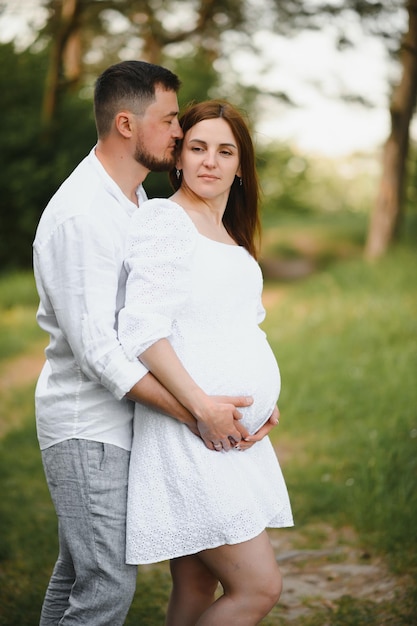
[177,332,281,435]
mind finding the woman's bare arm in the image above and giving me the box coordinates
[138,338,247,451]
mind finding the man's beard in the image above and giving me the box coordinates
[134,138,176,172]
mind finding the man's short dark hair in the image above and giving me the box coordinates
[94,60,181,137]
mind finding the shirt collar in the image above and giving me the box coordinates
[89,146,146,215]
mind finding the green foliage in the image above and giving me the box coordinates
[0,43,46,270]
[0,43,96,271]
[257,145,378,218]
[170,49,220,110]
[257,145,313,215]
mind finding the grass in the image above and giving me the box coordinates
[0,271,44,362]
[0,388,58,626]
[263,246,417,574]
[261,210,368,268]
[0,213,416,624]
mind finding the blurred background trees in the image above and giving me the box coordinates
[0,0,414,270]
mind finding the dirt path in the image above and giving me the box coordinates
[0,342,45,393]
[0,344,401,623]
[268,525,399,622]
[0,342,46,438]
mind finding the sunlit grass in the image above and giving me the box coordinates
[0,271,40,309]
[0,271,43,362]
[0,388,56,626]
[264,247,417,573]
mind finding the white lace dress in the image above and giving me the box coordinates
[119,199,293,565]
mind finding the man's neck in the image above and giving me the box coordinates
[95,142,149,206]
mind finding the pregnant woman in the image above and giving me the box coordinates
[119,100,293,625]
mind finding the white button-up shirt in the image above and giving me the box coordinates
[33,148,148,450]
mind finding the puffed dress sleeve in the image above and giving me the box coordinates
[257,298,266,325]
[119,199,197,361]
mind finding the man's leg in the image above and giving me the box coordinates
[39,524,76,625]
[40,439,137,626]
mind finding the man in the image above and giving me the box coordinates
[33,60,277,625]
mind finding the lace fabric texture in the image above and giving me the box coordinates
[119,199,294,564]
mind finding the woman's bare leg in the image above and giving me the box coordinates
[165,555,219,626]
[196,531,282,626]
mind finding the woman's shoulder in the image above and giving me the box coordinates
[140,197,175,210]
[135,198,193,227]
[130,197,197,243]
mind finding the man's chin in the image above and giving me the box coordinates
[151,159,176,173]
[134,150,175,173]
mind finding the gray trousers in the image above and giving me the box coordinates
[40,439,137,625]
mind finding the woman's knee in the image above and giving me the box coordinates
[253,568,282,613]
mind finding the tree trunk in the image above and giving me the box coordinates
[41,0,80,128]
[365,0,417,259]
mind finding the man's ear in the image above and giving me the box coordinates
[115,111,134,138]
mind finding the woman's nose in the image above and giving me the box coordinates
[203,151,216,167]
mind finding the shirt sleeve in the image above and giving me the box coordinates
[119,199,197,360]
[34,213,148,400]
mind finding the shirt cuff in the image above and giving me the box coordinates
[101,355,149,400]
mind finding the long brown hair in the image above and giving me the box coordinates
[169,100,261,259]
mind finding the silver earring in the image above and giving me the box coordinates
[176,169,181,179]
[239,177,242,186]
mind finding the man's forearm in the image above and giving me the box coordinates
[126,372,198,431]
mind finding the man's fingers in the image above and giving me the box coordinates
[212,395,253,408]
[233,408,242,420]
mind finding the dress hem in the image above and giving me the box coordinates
[126,519,295,565]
